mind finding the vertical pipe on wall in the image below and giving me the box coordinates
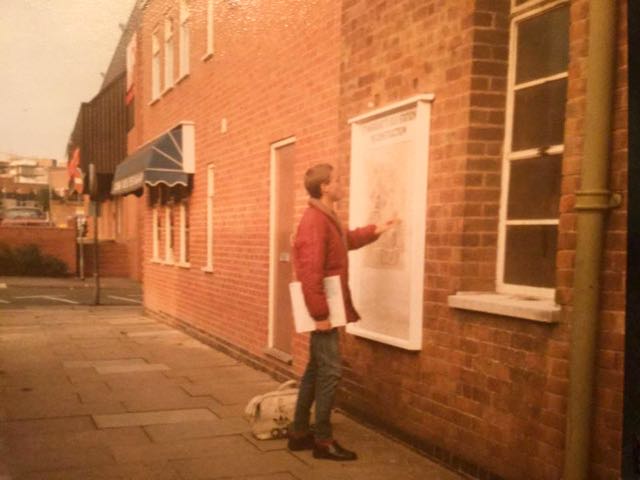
[563,1,619,479]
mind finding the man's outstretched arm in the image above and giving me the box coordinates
[347,218,400,250]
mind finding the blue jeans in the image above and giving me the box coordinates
[292,328,342,441]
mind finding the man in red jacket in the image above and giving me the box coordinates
[287,163,398,461]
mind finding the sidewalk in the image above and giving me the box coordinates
[0,306,465,480]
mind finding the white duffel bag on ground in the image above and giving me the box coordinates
[244,379,300,440]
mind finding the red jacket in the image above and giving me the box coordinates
[294,200,379,323]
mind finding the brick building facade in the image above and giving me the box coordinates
[121,0,628,478]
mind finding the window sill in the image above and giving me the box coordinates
[149,97,160,106]
[161,85,174,96]
[150,258,162,264]
[201,52,213,62]
[176,262,191,269]
[201,265,213,273]
[176,73,190,85]
[447,292,560,324]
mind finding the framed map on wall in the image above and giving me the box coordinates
[347,94,434,351]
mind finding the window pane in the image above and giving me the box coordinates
[507,154,561,219]
[516,6,569,84]
[512,78,567,151]
[504,225,557,288]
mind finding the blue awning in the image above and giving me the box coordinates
[111,122,194,196]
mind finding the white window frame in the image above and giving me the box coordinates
[164,205,174,264]
[202,164,214,272]
[151,29,161,100]
[178,201,190,267]
[179,0,190,79]
[164,17,174,90]
[496,0,569,299]
[267,137,296,352]
[203,0,214,60]
[152,207,160,261]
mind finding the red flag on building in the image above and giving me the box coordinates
[125,33,137,105]
[68,147,84,194]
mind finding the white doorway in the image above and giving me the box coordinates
[268,137,296,362]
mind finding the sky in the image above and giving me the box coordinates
[0,0,138,164]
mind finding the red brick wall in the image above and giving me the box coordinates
[101,195,144,281]
[81,240,130,278]
[134,0,627,479]
[462,0,509,292]
[0,227,76,273]
[136,0,341,365]
[339,0,512,477]
[123,195,144,281]
[337,1,628,479]
[82,194,143,281]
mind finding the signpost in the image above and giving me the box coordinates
[76,215,86,280]
[89,163,100,305]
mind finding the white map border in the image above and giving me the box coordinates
[346,94,434,351]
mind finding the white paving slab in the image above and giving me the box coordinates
[63,358,149,369]
[93,408,217,428]
[126,330,183,337]
[95,363,170,374]
[107,317,156,325]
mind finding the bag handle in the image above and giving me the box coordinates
[277,379,297,391]
[244,394,263,418]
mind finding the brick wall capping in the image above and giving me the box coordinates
[348,93,436,125]
[447,291,561,323]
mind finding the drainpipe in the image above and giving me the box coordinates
[563,1,620,479]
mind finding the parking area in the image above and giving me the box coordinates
[0,277,142,308]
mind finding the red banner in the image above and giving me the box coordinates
[68,147,84,194]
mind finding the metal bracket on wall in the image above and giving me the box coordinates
[574,189,623,211]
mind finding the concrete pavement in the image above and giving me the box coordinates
[0,306,465,480]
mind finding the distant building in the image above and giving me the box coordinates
[0,155,57,212]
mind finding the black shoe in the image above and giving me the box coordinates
[287,431,315,451]
[313,440,358,461]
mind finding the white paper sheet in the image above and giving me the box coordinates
[289,275,347,333]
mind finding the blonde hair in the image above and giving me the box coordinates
[304,163,333,198]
